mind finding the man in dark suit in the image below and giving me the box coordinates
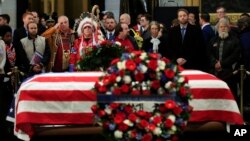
[13,12,34,71]
[199,12,215,45]
[167,8,209,72]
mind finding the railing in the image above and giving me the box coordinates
[233,65,250,118]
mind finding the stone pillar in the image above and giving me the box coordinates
[105,0,120,22]
[0,0,17,28]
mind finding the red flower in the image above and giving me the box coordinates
[119,70,125,76]
[173,106,183,115]
[130,130,137,139]
[142,90,150,95]
[148,124,156,131]
[94,82,100,89]
[153,116,162,125]
[131,89,140,95]
[179,86,187,97]
[98,110,106,117]
[149,53,159,59]
[148,60,158,71]
[151,80,161,90]
[139,119,149,129]
[100,40,108,46]
[126,59,136,71]
[142,133,152,141]
[110,103,120,109]
[98,86,107,93]
[134,57,142,64]
[102,121,109,129]
[111,58,120,65]
[91,105,98,113]
[164,69,175,79]
[132,50,142,56]
[136,110,147,117]
[128,113,138,122]
[135,72,144,82]
[171,135,179,141]
[109,73,117,83]
[124,105,133,114]
[121,84,130,93]
[164,118,174,128]
[112,87,121,95]
[159,104,167,113]
[114,112,126,124]
[118,122,129,131]
[102,76,111,86]
[165,100,176,109]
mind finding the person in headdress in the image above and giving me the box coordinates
[69,17,104,71]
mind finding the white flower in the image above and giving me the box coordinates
[158,60,166,70]
[106,91,112,95]
[165,81,172,89]
[153,127,162,136]
[168,115,176,123]
[139,52,147,60]
[105,107,112,115]
[115,41,121,46]
[140,64,148,73]
[178,76,185,83]
[123,119,133,127]
[116,76,121,82]
[171,125,177,132]
[114,130,123,139]
[123,75,132,84]
[157,87,165,95]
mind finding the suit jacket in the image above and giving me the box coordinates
[167,23,209,71]
[13,27,28,69]
[202,24,215,45]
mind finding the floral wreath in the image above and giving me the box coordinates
[77,40,126,71]
[91,51,193,141]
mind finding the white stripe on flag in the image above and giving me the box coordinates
[180,70,208,75]
[20,82,95,90]
[190,99,240,113]
[188,80,229,89]
[17,101,96,113]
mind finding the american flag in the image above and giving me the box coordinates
[14,70,244,140]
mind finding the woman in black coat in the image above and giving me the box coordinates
[141,21,167,57]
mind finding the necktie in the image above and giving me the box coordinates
[181,27,186,41]
[109,33,114,40]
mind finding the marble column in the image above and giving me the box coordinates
[0,0,17,28]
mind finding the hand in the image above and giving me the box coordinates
[176,58,187,66]
[215,61,222,71]
[33,64,42,73]
[54,23,60,29]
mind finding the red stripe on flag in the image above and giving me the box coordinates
[189,110,244,125]
[19,90,97,101]
[16,112,94,125]
[183,74,219,80]
[191,88,235,99]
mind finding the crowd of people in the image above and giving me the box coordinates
[0,6,250,139]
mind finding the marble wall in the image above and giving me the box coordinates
[0,0,16,28]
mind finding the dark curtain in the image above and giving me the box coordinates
[120,0,157,26]
[89,0,105,12]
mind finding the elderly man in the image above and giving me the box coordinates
[42,15,74,72]
[208,18,241,101]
